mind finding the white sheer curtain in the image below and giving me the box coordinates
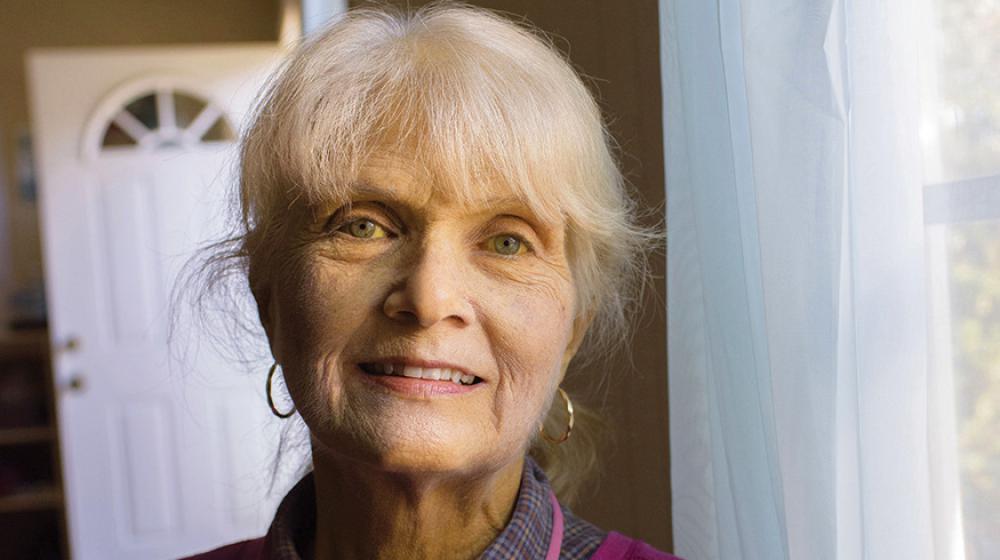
[662,0,949,558]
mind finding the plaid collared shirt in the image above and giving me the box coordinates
[264,456,607,559]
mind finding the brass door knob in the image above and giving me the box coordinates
[62,373,86,393]
[59,337,81,353]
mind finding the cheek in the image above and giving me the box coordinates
[275,253,376,349]
[487,270,575,368]
[482,276,575,438]
[272,255,381,402]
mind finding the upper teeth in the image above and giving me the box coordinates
[369,363,476,385]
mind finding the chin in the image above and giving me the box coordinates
[311,416,505,478]
[369,449,486,477]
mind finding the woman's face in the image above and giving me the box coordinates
[258,152,585,476]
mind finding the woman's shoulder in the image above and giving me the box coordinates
[178,537,267,560]
[590,531,683,560]
[561,505,681,560]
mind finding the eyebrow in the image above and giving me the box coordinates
[346,180,536,217]
[344,180,413,205]
[471,197,537,215]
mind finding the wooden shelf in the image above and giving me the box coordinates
[0,487,63,514]
[0,427,56,446]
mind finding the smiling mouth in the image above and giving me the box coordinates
[358,362,482,386]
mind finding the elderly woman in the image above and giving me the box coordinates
[185,3,676,560]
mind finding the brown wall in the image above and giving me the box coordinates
[0,0,279,290]
[358,0,670,549]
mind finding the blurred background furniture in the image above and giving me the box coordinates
[0,329,68,560]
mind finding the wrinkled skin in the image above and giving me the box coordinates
[255,152,589,559]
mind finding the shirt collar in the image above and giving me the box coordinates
[264,456,555,560]
[479,457,555,559]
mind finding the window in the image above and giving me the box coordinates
[923,0,1000,557]
[99,88,235,152]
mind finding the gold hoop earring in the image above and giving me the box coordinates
[540,387,574,444]
[266,362,295,419]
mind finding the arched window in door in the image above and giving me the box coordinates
[100,88,235,151]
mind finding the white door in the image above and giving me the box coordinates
[27,45,288,559]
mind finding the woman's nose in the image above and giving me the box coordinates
[382,241,475,329]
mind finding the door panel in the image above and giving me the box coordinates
[98,175,161,343]
[116,400,180,537]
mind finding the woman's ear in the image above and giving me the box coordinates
[561,311,594,373]
[249,268,280,360]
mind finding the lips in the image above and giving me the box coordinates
[358,362,480,385]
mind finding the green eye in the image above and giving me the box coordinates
[344,219,387,239]
[490,234,526,256]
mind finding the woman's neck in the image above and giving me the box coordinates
[309,444,524,560]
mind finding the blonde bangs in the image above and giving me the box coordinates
[242,4,606,231]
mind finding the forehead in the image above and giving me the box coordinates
[326,150,564,225]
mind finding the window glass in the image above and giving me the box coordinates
[926,1,1000,557]
[101,122,137,147]
[929,0,1000,183]
[173,92,207,129]
[946,221,1000,558]
[199,116,235,142]
[124,94,158,131]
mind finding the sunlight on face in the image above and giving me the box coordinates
[265,152,581,476]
